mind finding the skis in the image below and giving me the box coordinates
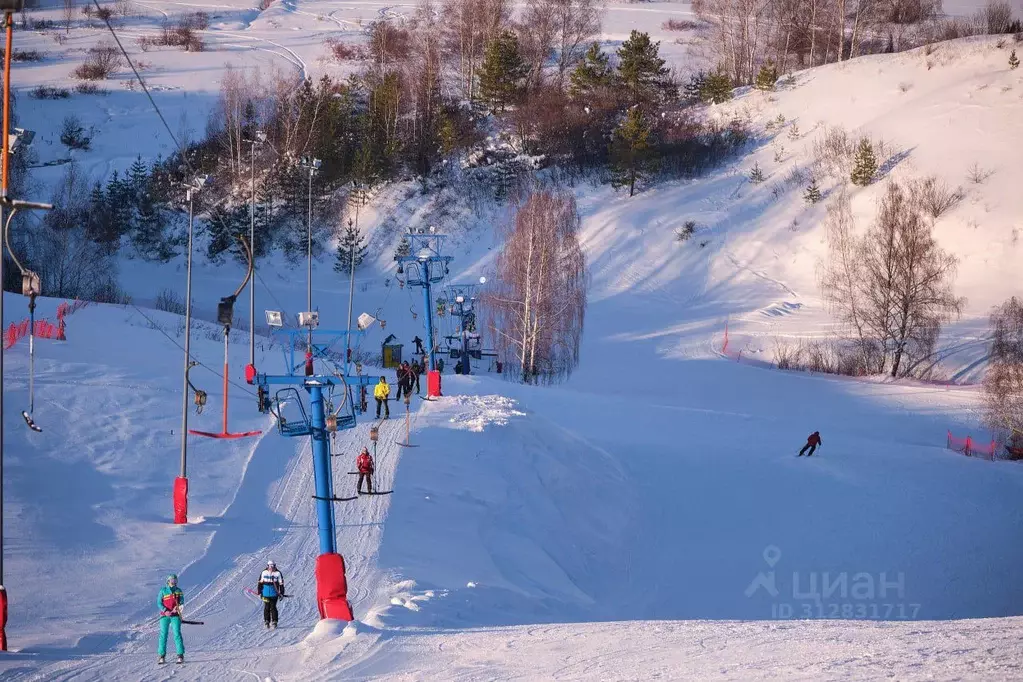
[180,619,204,625]
[312,494,358,502]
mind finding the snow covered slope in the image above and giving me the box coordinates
[1,2,1023,681]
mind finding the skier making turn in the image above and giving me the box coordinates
[257,560,285,629]
[157,574,185,664]
[356,447,375,494]
[798,431,822,457]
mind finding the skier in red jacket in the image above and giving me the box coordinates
[798,431,822,457]
[356,447,374,494]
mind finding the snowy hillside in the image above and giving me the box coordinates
[1,0,1022,680]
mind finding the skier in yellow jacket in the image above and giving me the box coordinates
[374,376,390,419]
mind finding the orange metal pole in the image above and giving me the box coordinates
[2,12,14,198]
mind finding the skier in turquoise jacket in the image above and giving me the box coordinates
[157,574,185,664]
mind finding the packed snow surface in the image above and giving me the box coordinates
[1,0,1022,680]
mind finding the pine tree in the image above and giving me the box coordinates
[479,31,528,112]
[1010,50,1019,70]
[127,155,148,197]
[804,177,822,204]
[850,138,878,186]
[749,162,765,183]
[683,71,706,104]
[205,204,247,263]
[569,42,613,98]
[609,107,654,197]
[787,122,800,140]
[700,70,733,104]
[616,30,671,103]
[335,219,367,273]
[133,194,174,261]
[754,61,779,91]
[393,234,411,261]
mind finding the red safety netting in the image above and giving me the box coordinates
[946,431,998,461]
[4,300,89,350]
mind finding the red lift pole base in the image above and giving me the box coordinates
[173,476,188,525]
[315,553,354,621]
[0,584,8,651]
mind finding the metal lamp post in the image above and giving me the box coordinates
[242,131,266,371]
[175,174,208,525]
[299,156,321,352]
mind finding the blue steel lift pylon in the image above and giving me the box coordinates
[444,279,487,375]
[255,326,377,621]
[395,228,451,397]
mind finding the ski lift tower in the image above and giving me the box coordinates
[252,310,378,623]
[395,227,451,397]
[446,277,487,375]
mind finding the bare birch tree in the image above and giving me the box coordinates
[819,180,963,377]
[984,297,1023,453]
[442,0,510,101]
[486,189,586,384]
[63,0,75,34]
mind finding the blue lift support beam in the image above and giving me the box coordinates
[395,230,452,373]
[255,328,377,621]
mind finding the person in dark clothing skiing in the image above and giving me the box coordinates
[410,360,422,394]
[356,447,374,494]
[257,560,285,629]
[798,431,822,457]
[413,336,424,355]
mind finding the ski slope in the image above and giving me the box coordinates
[1,1,1023,680]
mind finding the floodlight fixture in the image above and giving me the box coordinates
[298,311,319,328]
[455,295,464,304]
[479,276,487,285]
[265,310,284,327]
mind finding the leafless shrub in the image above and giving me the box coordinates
[73,42,122,80]
[31,85,71,99]
[812,126,855,180]
[898,81,912,92]
[325,37,365,61]
[74,82,109,95]
[967,162,993,184]
[977,0,1014,34]
[818,181,964,378]
[662,18,698,32]
[485,189,586,385]
[115,0,131,18]
[984,297,1023,449]
[63,0,75,33]
[155,288,186,315]
[773,338,873,376]
[907,175,964,219]
[675,220,697,242]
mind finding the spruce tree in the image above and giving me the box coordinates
[479,31,527,112]
[700,70,733,104]
[749,162,765,183]
[569,42,613,98]
[127,155,148,196]
[683,71,706,104]
[754,61,779,91]
[393,234,411,261]
[850,138,878,186]
[616,30,671,103]
[804,177,822,204]
[1010,50,1019,70]
[335,219,367,273]
[609,107,654,197]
